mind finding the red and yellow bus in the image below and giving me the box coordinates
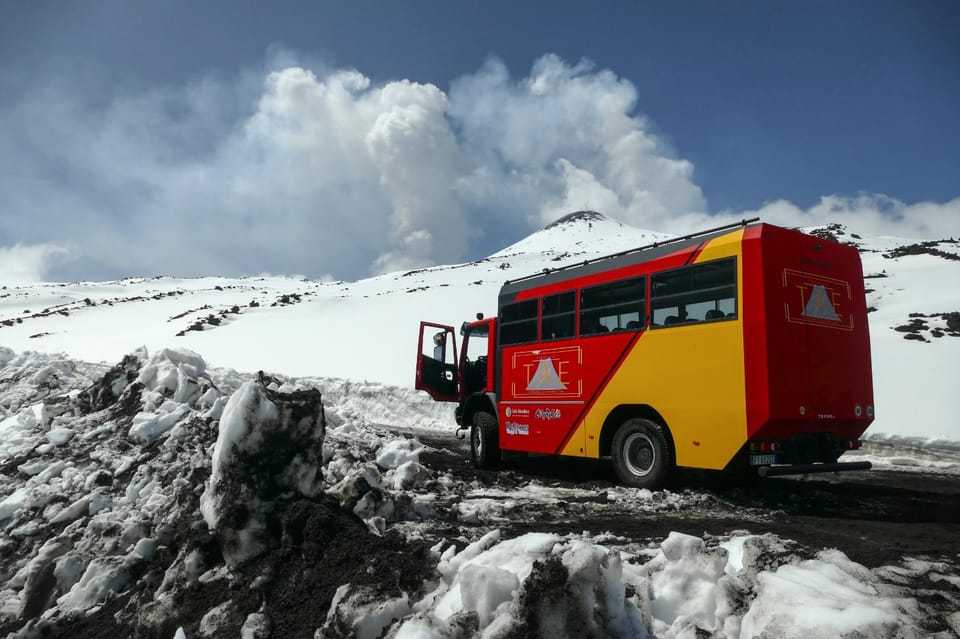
[416,220,874,488]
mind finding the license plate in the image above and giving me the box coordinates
[750,454,777,466]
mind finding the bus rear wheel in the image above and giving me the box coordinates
[611,418,673,489]
[470,410,501,469]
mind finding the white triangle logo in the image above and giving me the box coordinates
[802,284,840,321]
[525,359,568,391]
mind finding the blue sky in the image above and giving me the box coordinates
[1,1,958,281]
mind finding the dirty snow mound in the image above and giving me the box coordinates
[200,373,326,567]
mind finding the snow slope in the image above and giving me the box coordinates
[1,212,958,636]
[1,212,957,441]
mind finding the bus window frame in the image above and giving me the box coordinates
[499,298,539,346]
[649,257,738,329]
[540,290,577,342]
[579,275,646,337]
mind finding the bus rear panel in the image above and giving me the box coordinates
[742,224,874,467]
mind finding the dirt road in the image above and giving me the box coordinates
[416,432,960,570]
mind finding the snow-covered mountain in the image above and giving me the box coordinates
[1,213,959,638]
[1,212,957,442]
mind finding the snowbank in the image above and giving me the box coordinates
[374,530,921,638]
[0,348,952,637]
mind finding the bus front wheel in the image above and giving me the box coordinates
[611,418,673,489]
[470,411,501,469]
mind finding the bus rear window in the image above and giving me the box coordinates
[651,258,736,326]
[500,299,538,345]
[580,276,646,334]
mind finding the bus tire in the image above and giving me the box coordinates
[470,411,501,469]
[611,418,673,489]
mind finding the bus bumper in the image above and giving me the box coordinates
[757,461,872,477]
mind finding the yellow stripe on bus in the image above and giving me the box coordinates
[578,230,749,470]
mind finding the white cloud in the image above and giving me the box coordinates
[0,244,69,284]
[0,55,956,283]
[447,55,706,230]
[654,194,960,239]
[365,80,468,273]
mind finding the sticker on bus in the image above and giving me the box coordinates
[782,269,854,331]
[505,421,529,436]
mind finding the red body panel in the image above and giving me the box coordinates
[744,225,874,441]
[498,332,639,454]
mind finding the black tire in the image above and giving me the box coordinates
[470,410,501,469]
[610,417,673,489]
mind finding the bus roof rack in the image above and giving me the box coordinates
[505,217,760,286]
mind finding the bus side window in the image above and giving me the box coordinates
[652,258,737,328]
[500,299,539,345]
[541,291,576,340]
[581,314,599,334]
[580,276,646,335]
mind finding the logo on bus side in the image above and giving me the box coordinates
[782,269,854,331]
[511,346,583,399]
[535,408,562,421]
[526,359,566,391]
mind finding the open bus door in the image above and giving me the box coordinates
[416,321,459,402]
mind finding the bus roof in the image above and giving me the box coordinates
[499,218,760,300]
